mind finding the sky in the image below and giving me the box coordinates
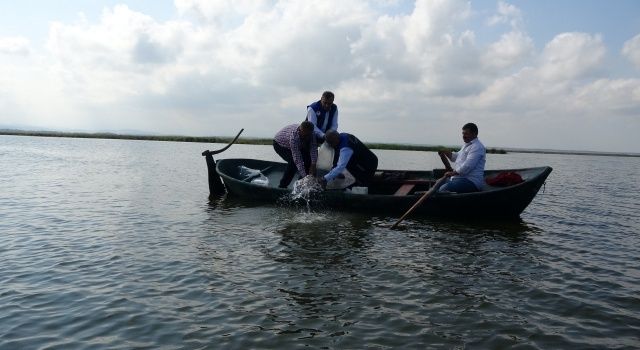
[1,0,639,152]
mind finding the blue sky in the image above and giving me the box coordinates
[1,1,639,152]
[4,2,638,41]
[4,1,638,50]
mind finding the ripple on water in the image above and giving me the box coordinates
[1,137,639,349]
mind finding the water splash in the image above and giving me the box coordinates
[289,175,323,213]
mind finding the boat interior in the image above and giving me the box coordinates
[220,159,548,197]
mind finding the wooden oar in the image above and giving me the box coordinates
[438,151,453,172]
[391,176,448,229]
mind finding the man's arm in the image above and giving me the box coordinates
[324,147,353,181]
[453,144,484,176]
[289,132,307,177]
[307,108,325,138]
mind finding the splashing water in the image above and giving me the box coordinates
[290,175,323,212]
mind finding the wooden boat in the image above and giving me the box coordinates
[213,158,552,218]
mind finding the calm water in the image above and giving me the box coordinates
[1,135,639,349]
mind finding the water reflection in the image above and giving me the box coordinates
[397,216,539,242]
[274,215,373,255]
[196,177,634,348]
[268,215,373,314]
[206,194,266,211]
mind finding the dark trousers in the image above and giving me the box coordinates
[273,141,311,188]
[339,148,378,186]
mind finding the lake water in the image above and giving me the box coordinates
[1,135,639,349]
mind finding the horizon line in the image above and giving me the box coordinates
[1,128,638,158]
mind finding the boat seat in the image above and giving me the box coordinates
[394,183,415,196]
[392,178,439,196]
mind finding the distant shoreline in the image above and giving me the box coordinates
[2,129,637,157]
[502,148,640,158]
[0,129,505,154]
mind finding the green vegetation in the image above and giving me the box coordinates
[366,142,507,154]
[0,129,508,154]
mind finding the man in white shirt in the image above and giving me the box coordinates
[306,91,338,142]
[437,123,486,193]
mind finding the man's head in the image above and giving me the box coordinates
[299,121,314,140]
[462,123,478,143]
[320,91,335,110]
[325,130,340,148]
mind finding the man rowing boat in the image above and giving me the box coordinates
[438,122,486,193]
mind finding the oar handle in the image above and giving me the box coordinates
[438,151,453,172]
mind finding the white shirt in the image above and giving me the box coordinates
[306,107,339,139]
[450,138,486,190]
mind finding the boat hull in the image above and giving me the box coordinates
[215,158,552,218]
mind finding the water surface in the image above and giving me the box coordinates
[1,135,639,349]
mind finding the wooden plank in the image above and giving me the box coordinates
[397,179,435,185]
[372,179,434,185]
[394,184,415,196]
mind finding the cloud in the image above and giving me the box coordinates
[45,5,192,104]
[622,33,640,69]
[487,1,523,29]
[482,31,533,70]
[574,78,640,116]
[349,0,477,96]
[0,36,31,55]
[475,32,609,108]
[539,32,606,82]
[174,0,274,25]
[1,1,638,152]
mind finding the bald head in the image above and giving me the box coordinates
[325,130,340,148]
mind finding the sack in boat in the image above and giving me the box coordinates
[486,171,524,187]
[317,142,335,171]
[317,141,356,189]
[326,169,356,190]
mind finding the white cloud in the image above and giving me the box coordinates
[0,36,31,55]
[174,0,274,25]
[539,33,606,82]
[487,1,522,29]
[482,31,533,70]
[480,48,637,150]
[574,78,640,115]
[1,1,638,152]
[45,5,194,104]
[622,33,640,69]
[402,0,471,54]
[473,32,634,126]
[349,0,479,96]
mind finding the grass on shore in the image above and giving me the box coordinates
[0,129,508,154]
